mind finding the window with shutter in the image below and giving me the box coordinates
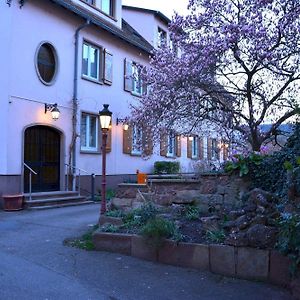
[198,137,204,160]
[176,135,181,157]
[80,113,99,152]
[124,59,146,96]
[160,133,167,157]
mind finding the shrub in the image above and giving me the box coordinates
[140,217,176,247]
[154,161,180,174]
[276,213,300,277]
[248,124,300,199]
[206,229,226,243]
[105,209,124,218]
[184,205,200,220]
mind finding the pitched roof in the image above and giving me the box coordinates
[48,0,153,53]
[122,5,171,25]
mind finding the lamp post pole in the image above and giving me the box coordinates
[101,128,108,214]
[99,104,112,217]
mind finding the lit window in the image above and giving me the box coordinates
[82,43,100,81]
[132,125,143,155]
[81,113,99,152]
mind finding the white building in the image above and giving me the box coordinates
[0,0,226,199]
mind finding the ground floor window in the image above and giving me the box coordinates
[81,113,99,152]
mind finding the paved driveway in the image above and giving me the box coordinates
[0,205,292,300]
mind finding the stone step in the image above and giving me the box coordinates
[25,196,87,208]
[27,200,95,210]
[24,191,78,201]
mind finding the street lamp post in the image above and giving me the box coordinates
[99,104,112,215]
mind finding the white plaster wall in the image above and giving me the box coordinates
[2,0,222,182]
[0,1,13,174]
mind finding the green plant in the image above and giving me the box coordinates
[206,229,226,243]
[184,205,200,220]
[101,224,119,233]
[137,202,158,224]
[276,213,300,277]
[64,226,98,251]
[225,152,263,177]
[105,209,124,218]
[154,161,180,174]
[248,124,300,199]
[140,217,176,247]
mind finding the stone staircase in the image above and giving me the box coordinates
[24,191,94,210]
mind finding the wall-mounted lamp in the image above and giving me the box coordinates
[116,117,129,131]
[45,103,60,121]
[188,136,194,141]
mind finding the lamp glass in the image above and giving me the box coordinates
[99,104,112,130]
[51,107,60,120]
[123,124,129,131]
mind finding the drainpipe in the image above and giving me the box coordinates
[70,19,91,191]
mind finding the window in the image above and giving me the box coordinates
[211,138,219,159]
[82,43,113,84]
[157,27,167,48]
[81,113,99,152]
[36,42,58,85]
[82,42,100,81]
[83,0,95,5]
[124,59,145,96]
[131,125,143,155]
[100,0,113,16]
[167,134,176,157]
[192,136,198,158]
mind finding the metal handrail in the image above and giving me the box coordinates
[65,163,89,195]
[23,163,37,201]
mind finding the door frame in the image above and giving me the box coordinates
[21,123,66,193]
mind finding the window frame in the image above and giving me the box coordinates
[211,138,219,160]
[124,59,145,96]
[35,41,58,86]
[131,125,143,156]
[82,41,101,82]
[167,133,176,157]
[80,112,99,153]
[157,27,167,48]
[192,136,198,159]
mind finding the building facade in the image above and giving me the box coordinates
[0,0,227,196]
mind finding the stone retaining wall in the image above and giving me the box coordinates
[114,174,250,211]
[92,231,299,298]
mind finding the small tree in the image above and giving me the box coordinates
[132,0,300,151]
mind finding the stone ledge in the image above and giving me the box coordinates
[92,231,293,289]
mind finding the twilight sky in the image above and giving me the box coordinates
[122,0,189,19]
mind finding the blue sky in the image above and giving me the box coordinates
[122,0,189,19]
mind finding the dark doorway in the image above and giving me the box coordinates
[24,126,60,192]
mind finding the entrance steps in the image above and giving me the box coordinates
[24,191,94,210]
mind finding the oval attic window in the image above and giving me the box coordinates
[36,43,57,84]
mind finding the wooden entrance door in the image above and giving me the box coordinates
[24,126,60,192]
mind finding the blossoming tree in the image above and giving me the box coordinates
[131,0,300,151]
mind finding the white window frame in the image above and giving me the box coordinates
[100,0,113,16]
[211,138,218,160]
[131,125,143,155]
[167,134,176,157]
[81,113,99,152]
[82,42,101,81]
[132,63,143,96]
[192,136,198,159]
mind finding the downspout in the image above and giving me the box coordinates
[70,19,91,191]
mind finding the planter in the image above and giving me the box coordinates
[2,194,24,211]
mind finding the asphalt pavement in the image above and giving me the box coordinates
[0,204,292,300]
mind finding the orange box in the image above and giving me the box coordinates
[137,173,147,184]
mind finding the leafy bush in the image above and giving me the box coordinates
[154,161,180,174]
[224,152,263,177]
[140,217,176,247]
[248,124,300,199]
[101,224,119,233]
[276,213,300,277]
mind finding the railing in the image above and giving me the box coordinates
[23,163,37,201]
[65,164,93,197]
